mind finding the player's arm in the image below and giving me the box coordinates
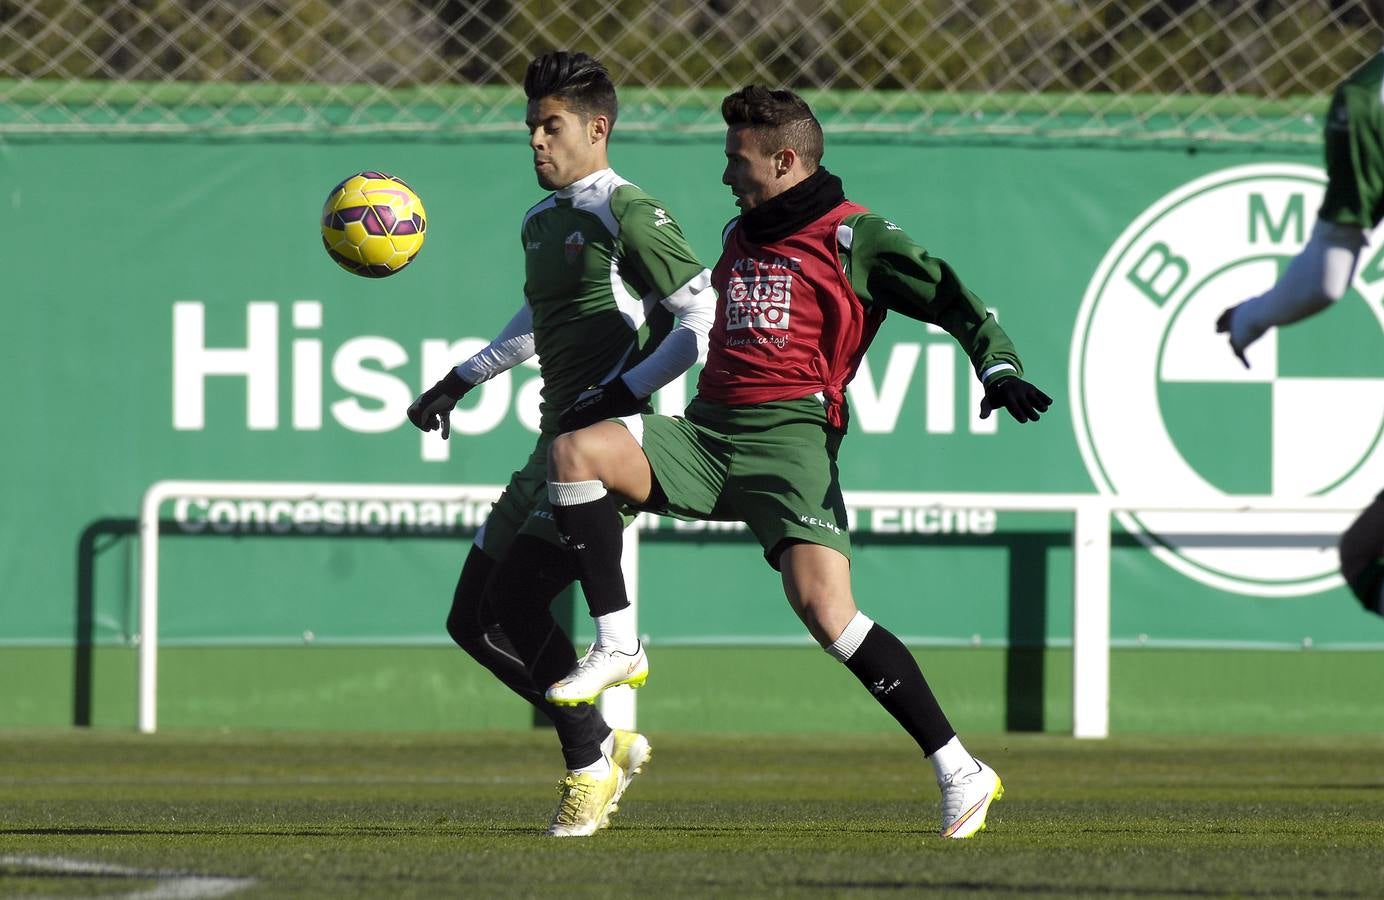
[408,303,536,439]
[1215,221,1365,366]
[843,213,1051,423]
[1217,85,1373,366]
[558,198,715,432]
[615,200,715,399]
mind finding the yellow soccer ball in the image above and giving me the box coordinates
[320,171,427,277]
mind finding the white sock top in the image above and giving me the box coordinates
[549,479,607,507]
[825,611,875,662]
[570,753,612,779]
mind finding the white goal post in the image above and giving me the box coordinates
[137,480,1362,739]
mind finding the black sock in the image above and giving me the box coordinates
[449,542,607,770]
[552,493,629,617]
[840,623,955,756]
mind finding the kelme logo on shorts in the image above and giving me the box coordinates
[1072,163,1384,596]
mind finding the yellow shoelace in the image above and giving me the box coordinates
[553,775,593,825]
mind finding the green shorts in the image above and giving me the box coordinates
[478,434,637,559]
[477,435,562,559]
[629,396,851,568]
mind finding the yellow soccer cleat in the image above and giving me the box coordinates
[611,729,652,779]
[940,759,1004,839]
[547,760,626,837]
[546,642,649,707]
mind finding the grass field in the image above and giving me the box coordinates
[2,729,1382,898]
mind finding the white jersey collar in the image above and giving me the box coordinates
[556,167,615,200]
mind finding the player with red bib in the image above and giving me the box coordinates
[521,86,1051,838]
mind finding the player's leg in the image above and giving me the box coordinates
[444,542,545,707]
[442,468,551,706]
[446,535,621,768]
[736,404,1000,838]
[1339,489,1384,617]
[776,542,965,759]
[445,448,584,721]
[542,419,658,702]
[486,532,655,836]
[484,533,637,836]
[448,444,647,834]
[470,536,608,762]
[777,541,1002,839]
[547,418,655,642]
[544,414,727,705]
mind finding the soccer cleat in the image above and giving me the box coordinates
[610,729,652,779]
[939,758,1003,839]
[545,642,649,706]
[603,730,651,828]
[547,760,626,837]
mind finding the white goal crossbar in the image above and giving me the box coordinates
[137,480,1362,738]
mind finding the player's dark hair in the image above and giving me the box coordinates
[721,85,823,169]
[524,51,618,133]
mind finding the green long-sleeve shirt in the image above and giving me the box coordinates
[840,212,1022,383]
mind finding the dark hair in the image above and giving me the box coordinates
[524,51,618,131]
[721,85,823,168]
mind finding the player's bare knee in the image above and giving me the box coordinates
[790,604,833,647]
[548,430,600,483]
[786,591,847,646]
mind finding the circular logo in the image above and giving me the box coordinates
[1072,163,1384,596]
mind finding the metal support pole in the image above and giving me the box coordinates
[1072,501,1111,739]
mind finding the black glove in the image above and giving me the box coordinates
[979,376,1052,423]
[558,376,645,433]
[1214,306,1251,369]
[407,369,472,440]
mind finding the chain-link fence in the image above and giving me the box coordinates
[1,0,1379,143]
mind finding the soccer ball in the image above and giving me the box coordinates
[320,171,427,277]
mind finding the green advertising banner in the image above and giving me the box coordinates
[3,132,1382,662]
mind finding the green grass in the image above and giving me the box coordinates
[3,730,1383,898]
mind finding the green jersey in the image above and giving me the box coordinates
[1320,52,1384,229]
[520,168,710,432]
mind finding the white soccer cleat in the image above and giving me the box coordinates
[939,758,1003,839]
[547,760,626,837]
[545,643,649,706]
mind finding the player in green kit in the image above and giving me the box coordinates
[1215,46,1384,618]
[406,51,715,836]
[527,86,1051,839]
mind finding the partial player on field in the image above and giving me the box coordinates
[1215,34,1384,618]
[406,50,715,837]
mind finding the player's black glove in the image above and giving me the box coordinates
[407,369,472,440]
[979,376,1052,423]
[558,376,645,433]
[1214,305,1252,369]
